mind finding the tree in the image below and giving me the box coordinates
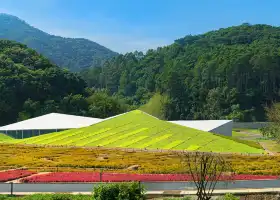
[260,103,280,140]
[18,99,40,120]
[60,94,88,116]
[184,152,233,200]
[87,90,129,118]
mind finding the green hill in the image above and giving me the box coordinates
[11,110,264,154]
[0,133,13,142]
[85,24,280,122]
[139,93,167,119]
[0,39,89,126]
[0,14,117,71]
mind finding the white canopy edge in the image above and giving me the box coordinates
[169,120,232,132]
[0,113,103,131]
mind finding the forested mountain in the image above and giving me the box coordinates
[0,14,117,71]
[0,40,129,126]
[82,24,280,122]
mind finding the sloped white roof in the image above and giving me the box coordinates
[169,120,232,132]
[0,113,103,130]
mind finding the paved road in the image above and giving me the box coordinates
[1,180,280,193]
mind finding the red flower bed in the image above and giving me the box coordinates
[231,174,280,181]
[0,170,36,182]
[20,172,280,183]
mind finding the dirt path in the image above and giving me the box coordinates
[259,142,275,156]
[6,172,51,183]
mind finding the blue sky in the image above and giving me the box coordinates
[1,0,279,53]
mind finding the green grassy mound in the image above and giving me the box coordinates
[0,133,14,142]
[217,134,263,149]
[8,110,264,154]
[139,93,167,119]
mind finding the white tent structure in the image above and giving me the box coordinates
[0,113,102,139]
[169,120,233,136]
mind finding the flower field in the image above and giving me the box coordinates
[20,172,280,183]
[0,143,280,176]
[0,170,36,182]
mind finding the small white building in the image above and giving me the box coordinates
[169,120,233,136]
[0,113,102,139]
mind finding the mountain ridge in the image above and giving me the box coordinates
[0,13,118,71]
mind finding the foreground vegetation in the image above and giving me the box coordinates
[4,110,263,154]
[0,182,144,200]
[0,143,278,175]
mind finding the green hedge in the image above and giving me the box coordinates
[217,193,240,200]
[93,182,145,200]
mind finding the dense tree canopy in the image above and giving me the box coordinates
[0,40,128,126]
[0,14,118,71]
[82,24,280,121]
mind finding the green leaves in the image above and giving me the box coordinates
[93,182,145,200]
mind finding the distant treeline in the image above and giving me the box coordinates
[81,24,280,122]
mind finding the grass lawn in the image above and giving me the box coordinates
[232,131,248,137]
[4,110,264,154]
[233,128,261,134]
[232,128,280,154]
[0,133,14,142]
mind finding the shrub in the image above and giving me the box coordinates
[217,193,240,200]
[0,195,15,200]
[93,182,145,200]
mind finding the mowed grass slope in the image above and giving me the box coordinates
[0,133,13,142]
[9,110,263,154]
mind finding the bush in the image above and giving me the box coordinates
[0,195,14,200]
[217,193,240,200]
[93,182,145,200]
